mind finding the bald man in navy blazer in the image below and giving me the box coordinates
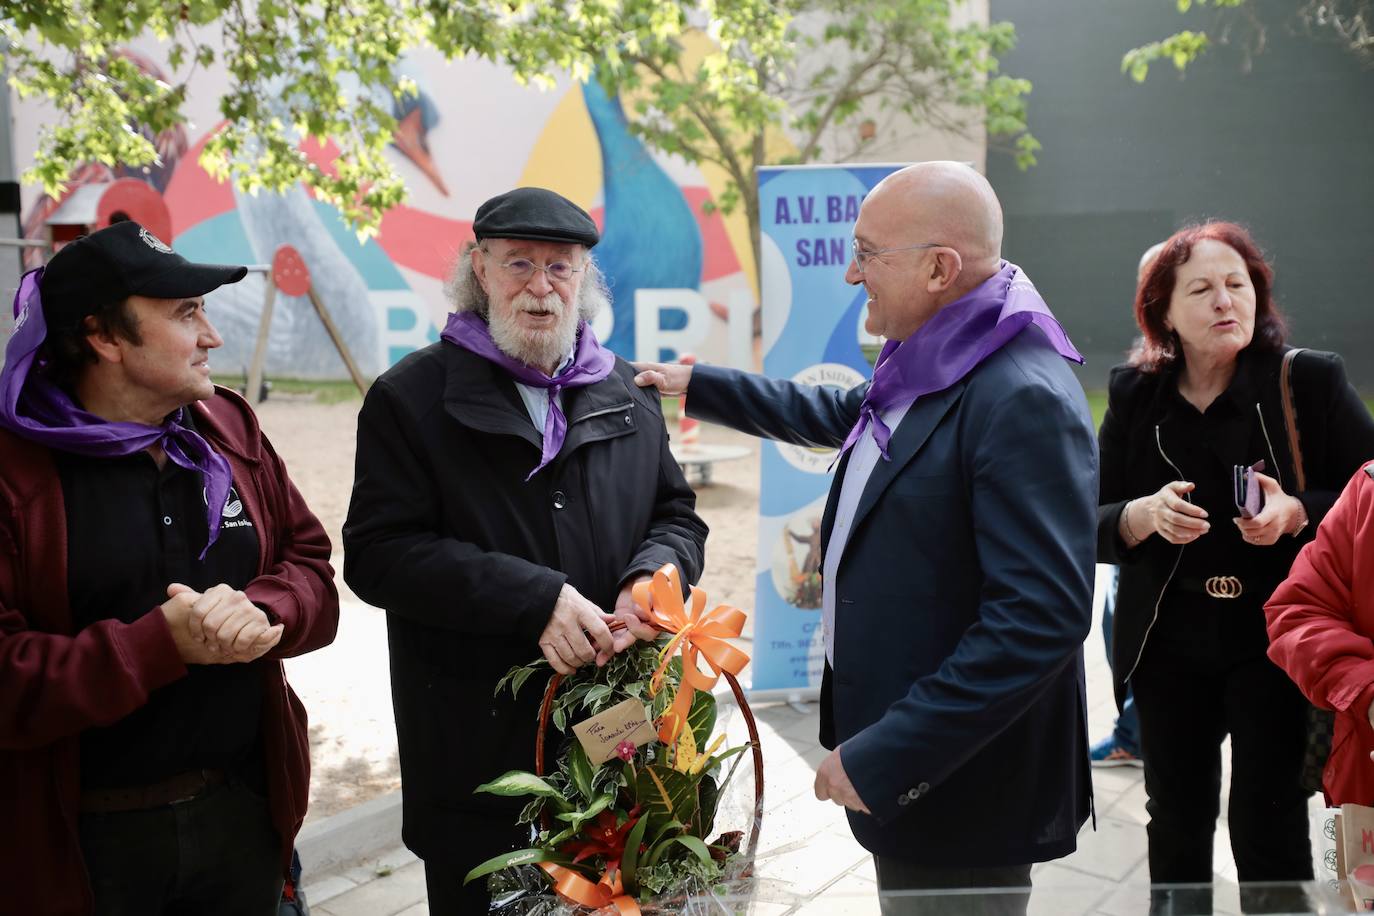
[636,162,1096,914]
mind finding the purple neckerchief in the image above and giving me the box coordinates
[0,268,232,559]
[840,261,1083,461]
[440,310,616,479]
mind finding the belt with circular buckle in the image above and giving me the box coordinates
[1172,575,1246,599]
[1202,575,1244,599]
[1170,576,1247,598]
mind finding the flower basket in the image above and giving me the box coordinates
[467,565,764,915]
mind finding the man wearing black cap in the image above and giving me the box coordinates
[344,187,707,913]
[0,221,340,915]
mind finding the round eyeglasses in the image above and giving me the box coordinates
[491,256,584,283]
[851,239,945,274]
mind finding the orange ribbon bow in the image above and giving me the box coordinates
[540,862,641,915]
[633,564,750,744]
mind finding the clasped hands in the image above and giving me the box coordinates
[160,583,283,665]
[537,577,659,675]
[1129,474,1305,547]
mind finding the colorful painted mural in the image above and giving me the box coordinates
[13,45,759,378]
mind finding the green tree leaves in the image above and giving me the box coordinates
[8,0,1034,248]
[1122,0,1372,83]
[1121,29,1213,82]
[601,0,1036,272]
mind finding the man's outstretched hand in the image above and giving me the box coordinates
[631,361,693,398]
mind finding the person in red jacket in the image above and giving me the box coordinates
[1267,462,1374,805]
[0,222,339,916]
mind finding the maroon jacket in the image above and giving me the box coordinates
[0,387,338,916]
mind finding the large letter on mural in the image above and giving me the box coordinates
[375,290,439,368]
[634,288,711,364]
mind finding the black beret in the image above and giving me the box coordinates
[472,187,599,248]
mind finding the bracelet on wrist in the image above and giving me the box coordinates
[1123,499,1147,543]
[1288,502,1310,537]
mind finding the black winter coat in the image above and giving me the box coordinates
[342,342,707,858]
[1098,346,1374,708]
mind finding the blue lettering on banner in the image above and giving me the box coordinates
[776,194,863,228]
[826,195,861,223]
[795,237,849,267]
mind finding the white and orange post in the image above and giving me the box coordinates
[677,353,699,451]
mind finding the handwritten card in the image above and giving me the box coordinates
[572,698,657,764]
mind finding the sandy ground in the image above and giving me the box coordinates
[254,394,761,820]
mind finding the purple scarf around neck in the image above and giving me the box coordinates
[840,261,1083,461]
[0,268,232,559]
[440,310,616,479]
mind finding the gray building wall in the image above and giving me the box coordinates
[988,0,1374,392]
[0,51,20,361]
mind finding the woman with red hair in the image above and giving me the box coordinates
[1097,220,1374,908]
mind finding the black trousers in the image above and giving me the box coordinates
[78,780,282,916]
[422,813,530,916]
[1131,600,1312,914]
[873,857,1032,916]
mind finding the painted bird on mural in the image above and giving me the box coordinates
[204,67,453,378]
[581,78,703,359]
[390,67,449,197]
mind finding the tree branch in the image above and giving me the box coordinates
[632,55,751,192]
[793,32,891,162]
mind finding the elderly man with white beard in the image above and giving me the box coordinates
[342,187,707,915]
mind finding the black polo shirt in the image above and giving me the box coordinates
[57,431,264,790]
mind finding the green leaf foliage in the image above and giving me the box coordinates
[7,0,1036,245]
[694,774,719,840]
[619,811,652,893]
[552,792,614,831]
[474,771,563,800]
[635,843,724,894]
[463,847,565,885]
[597,0,1038,270]
[633,764,699,834]
[1116,0,1369,83]
[686,685,717,748]
[568,741,596,802]
[647,833,714,868]
[1121,30,1212,82]
[496,661,549,699]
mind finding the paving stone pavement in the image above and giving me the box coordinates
[304,568,1326,915]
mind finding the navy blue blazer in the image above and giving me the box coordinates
[690,329,1097,866]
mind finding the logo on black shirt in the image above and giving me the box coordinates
[204,485,254,529]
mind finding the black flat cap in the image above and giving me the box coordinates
[40,221,247,330]
[473,187,599,248]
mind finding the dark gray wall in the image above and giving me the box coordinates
[988,0,1374,391]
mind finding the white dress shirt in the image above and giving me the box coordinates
[821,398,916,665]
